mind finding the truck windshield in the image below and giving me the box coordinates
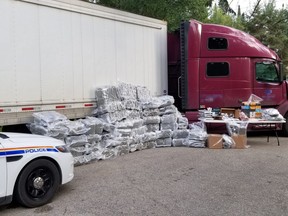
[256,62,280,83]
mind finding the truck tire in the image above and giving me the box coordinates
[282,113,288,137]
[14,159,60,208]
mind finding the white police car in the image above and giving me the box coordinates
[0,132,74,208]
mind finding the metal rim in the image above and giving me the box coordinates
[26,167,54,199]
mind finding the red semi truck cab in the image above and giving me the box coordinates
[168,20,288,134]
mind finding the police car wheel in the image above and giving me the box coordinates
[14,159,61,208]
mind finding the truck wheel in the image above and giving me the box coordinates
[14,159,60,208]
[282,113,288,137]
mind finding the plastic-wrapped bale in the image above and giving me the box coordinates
[28,121,69,140]
[65,135,88,148]
[110,137,130,156]
[172,139,187,147]
[124,100,141,111]
[141,98,161,109]
[184,139,205,148]
[70,144,91,157]
[262,108,285,121]
[117,82,137,101]
[145,124,160,132]
[143,116,161,125]
[142,108,160,117]
[159,105,177,116]
[144,141,157,149]
[116,119,144,129]
[95,86,120,105]
[100,148,118,160]
[136,86,152,102]
[32,111,67,127]
[93,101,125,115]
[102,122,116,133]
[80,117,104,135]
[172,130,189,139]
[161,113,177,124]
[87,134,102,144]
[185,122,208,148]
[142,95,175,109]
[132,126,147,136]
[160,123,178,131]
[129,136,142,152]
[98,110,129,123]
[144,116,160,132]
[63,120,90,136]
[141,132,157,143]
[116,128,132,137]
[177,115,189,130]
[125,110,141,120]
[156,130,173,139]
[156,138,172,148]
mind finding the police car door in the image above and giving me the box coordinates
[0,141,7,201]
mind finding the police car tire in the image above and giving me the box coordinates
[14,159,61,208]
[281,113,288,137]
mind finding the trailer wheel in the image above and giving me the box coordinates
[282,113,288,137]
[14,159,60,208]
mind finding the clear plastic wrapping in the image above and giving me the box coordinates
[187,122,208,147]
[136,86,152,102]
[262,108,285,121]
[160,123,178,131]
[161,114,177,124]
[141,95,175,109]
[159,105,177,115]
[64,120,90,136]
[80,117,104,135]
[95,86,120,105]
[93,101,125,115]
[98,110,129,123]
[222,134,236,149]
[172,139,186,147]
[224,117,249,136]
[117,82,137,101]
[142,108,160,117]
[156,138,172,147]
[172,130,189,139]
[143,116,161,124]
[124,100,141,110]
[156,130,173,139]
[145,124,160,132]
[65,135,88,148]
[141,132,157,142]
[32,111,67,127]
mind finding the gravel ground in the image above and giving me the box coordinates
[1,134,288,216]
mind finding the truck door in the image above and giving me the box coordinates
[0,143,7,202]
[252,59,285,106]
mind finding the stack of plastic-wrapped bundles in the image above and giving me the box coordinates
[28,111,106,165]
[28,83,209,166]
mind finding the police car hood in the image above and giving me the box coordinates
[0,132,64,148]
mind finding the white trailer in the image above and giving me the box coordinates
[0,0,167,126]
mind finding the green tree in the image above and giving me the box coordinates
[206,3,244,30]
[244,0,288,73]
[95,0,210,31]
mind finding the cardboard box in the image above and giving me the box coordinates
[207,134,223,149]
[221,108,240,119]
[232,135,247,149]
